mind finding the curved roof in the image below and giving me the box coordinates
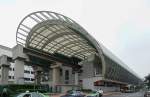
[16,11,99,60]
[16,11,141,80]
[100,44,141,79]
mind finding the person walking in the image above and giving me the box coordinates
[97,88,103,97]
[1,88,9,97]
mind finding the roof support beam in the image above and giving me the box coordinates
[40,32,75,50]
[74,48,96,55]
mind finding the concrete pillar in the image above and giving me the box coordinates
[51,62,62,85]
[48,69,52,85]
[1,65,10,84]
[12,44,29,84]
[52,67,60,85]
[75,72,79,85]
[14,59,24,84]
[0,55,10,84]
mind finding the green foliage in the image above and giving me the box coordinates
[0,84,49,96]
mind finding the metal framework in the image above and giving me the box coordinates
[16,11,98,60]
[16,11,141,84]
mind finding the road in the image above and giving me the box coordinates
[104,92,144,97]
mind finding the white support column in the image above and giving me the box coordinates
[48,68,52,86]
[75,72,79,85]
[14,59,24,84]
[52,67,60,85]
[51,62,62,85]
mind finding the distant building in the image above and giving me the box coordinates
[0,11,142,92]
[0,45,34,84]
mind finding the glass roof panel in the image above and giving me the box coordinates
[41,29,52,36]
[55,37,65,42]
[71,46,80,51]
[29,43,36,47]
[27,24,97,60]
[36,26,45,33]
[47,33,57,39]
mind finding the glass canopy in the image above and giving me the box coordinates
[16,11,141,81]
[16,11,97,60]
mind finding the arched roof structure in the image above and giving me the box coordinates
[16,11,103,60]
[16,11,141,84]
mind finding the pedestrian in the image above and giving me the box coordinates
[1,88,9,97]
[97,88,103,97]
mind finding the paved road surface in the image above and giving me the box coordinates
[104,92,144,97]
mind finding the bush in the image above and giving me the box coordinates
[0,84,49,96]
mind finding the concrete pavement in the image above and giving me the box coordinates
[103,91,144,97]
[46,91,144,97]
[48,92,121,97]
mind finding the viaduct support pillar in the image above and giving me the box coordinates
[0,55,10,84]
[75,72,79,85]
[51,62,62,85]
[12,45,29,84]
[14,59,24,84]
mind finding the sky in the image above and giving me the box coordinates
[0,0,150,78]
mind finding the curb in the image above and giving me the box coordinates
[103,92,121,96]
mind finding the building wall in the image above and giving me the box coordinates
[24,65,34,83]
[80,55,95,78]
[0,45,35,84]
[59,66,74,85]
[82,76,103,90]
[79,55,104,90]
[8,63,15,82]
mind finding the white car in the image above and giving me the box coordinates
[15,92,49,97]
[87,90,103,97]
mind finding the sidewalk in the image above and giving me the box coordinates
[103,92,121,96]
[49,93,64,97]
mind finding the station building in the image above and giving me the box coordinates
[0,11,142,92]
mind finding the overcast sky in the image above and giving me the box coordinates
[0,0,150,78]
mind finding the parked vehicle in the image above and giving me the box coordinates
[86,91,99,97]
[14,92,49,97]
[87,90,103,97]
[144,91,150,97]
[120,85,135,93]
[61,90,85,97]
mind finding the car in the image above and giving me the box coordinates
[86,91,99,97]
[144,91,150,97]
[14,92,49,97]
[61,90,85,97]
[87,90,103,97]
